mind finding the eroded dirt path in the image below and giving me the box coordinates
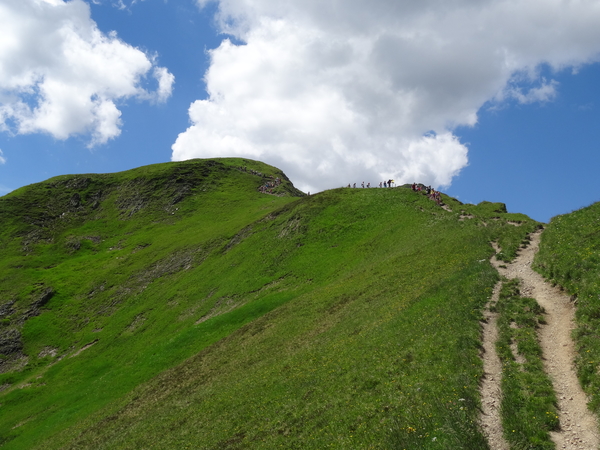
[490,230,600,449]
[479,277,510,450]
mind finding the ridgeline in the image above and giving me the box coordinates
[1,157,584,449]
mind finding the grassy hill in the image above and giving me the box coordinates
[534,201,600,415]
[0,158,538,449]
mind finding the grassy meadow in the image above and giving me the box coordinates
[0,158,538,449]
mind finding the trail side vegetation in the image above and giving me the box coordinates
[0,158,538,449]
[535,201,600,415]
[493,278,558,449]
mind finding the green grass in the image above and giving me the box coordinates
[0,159,539,448]
[534,201,600,414]
[493,279,558,449]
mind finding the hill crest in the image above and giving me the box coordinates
[0,158,542,449]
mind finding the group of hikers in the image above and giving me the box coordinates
[236,165,283,195]
[347,180,396,188]
[344,178,443,206]
[258,176,282,194]
[412,183,442,205]
[238,164,442,205]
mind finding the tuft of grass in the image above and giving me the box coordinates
[495,279,558,449]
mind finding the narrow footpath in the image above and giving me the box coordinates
[482,230,600,449]
[479,276,510,450]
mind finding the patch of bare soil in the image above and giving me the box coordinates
[491,230,600,449]
[70,339,98,358]
[38,347,58,358]
[479,278,510,450]
[195,296,241,325]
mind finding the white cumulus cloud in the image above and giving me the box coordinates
[505,77,559,105]
[0,149,6,165]
[172,0,600,193]
[153,67,176,104]
[0,0,174,146]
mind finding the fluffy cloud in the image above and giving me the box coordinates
[505,77,559,105]
[173,0,600,192]
[0,0,174,146]
[0,149,6,165]
[89,0,146,11]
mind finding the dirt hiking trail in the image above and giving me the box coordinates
[480,279,510,450]
[482,229,600,449]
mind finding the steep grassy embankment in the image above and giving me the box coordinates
[0,159,537,449]
[535,202,600,414]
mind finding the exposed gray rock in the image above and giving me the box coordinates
[33,287,55,308]
[0,300,15,317]
[21,287,55,321]
[70,193,81,208]
[0,329,22,355]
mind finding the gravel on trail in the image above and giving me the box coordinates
[481,230,600,450]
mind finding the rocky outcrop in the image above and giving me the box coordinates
[0,329,22,356]
[0,300,15,318]
[0,328,26,374]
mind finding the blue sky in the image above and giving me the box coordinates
[449,63,600,222]
[1,0,600,223]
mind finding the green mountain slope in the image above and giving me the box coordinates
[0,158,538,449]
